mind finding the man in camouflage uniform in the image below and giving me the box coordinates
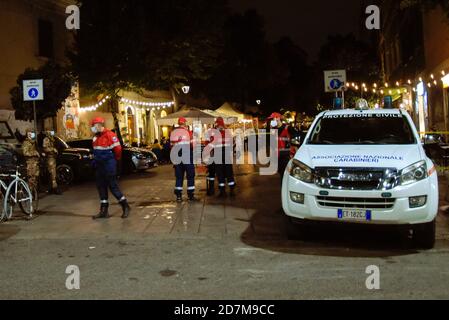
[22,130,40,193]
[42,131,61,195]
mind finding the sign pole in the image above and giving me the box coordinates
[23,79,43,134]
[33,100,37,134]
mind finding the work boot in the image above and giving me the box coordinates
[218,189,227,198]
[92,204,109,220]
[120,199,131,219]
[207,181,215,196]
[176,193,183,203]
[188,193,199,202]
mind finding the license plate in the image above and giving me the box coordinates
[338,209,372,221]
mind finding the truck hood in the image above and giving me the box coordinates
[297,144,423,170]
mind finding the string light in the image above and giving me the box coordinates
[121,98,175,108]
[80,95,110,112]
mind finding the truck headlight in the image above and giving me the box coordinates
[289,159,314,183]
[400,161,427,186]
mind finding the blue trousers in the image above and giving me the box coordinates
[174,164,195,195]
[96,163,124,203]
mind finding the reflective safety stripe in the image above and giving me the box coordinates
[206,177,215,181]
[119,196,126,202]
[228,182,235,186]
[100,200,109,204]
[218,183,226,187]
[175,187,183,190]
[174,141,191,145]
[94,142,121,150]
[187,186,195,190]
[213,144,232,148]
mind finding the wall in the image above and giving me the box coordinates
[0,0,74,110]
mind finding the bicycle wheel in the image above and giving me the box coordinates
[3,183,15,221]
[21,186,39,215]
[0,186,5,222]
[15,180,34,217]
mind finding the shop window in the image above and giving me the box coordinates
[38,19,54,58]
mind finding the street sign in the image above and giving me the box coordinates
[324,70,346,92]
[23,79,44,101]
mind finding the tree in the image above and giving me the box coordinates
[9,61,72,130]
[69,0,227,142]
[197,10,286,113]
[139,0,228,106]
[68,0,148,143]
[267,37,314,115]
[314,34,381,110]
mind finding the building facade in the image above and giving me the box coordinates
[0,0,174,144]
[379,1,449,135]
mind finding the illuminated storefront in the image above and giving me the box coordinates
[415,82,429,137]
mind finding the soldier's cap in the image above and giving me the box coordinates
[91,117,105,126]
[178,117,187,125]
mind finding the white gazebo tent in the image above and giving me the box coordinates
[216,102,246,121]
[216,102,253,133]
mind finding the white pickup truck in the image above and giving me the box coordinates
[282,106,438,249]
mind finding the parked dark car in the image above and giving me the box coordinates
[66,139,158,173]
[37,135,94,185]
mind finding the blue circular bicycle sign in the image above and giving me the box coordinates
[330,79,343,90]
[22,79,44,101]
[28,88,39,99]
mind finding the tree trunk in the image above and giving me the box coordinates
[170,86,179,112]
[110,98,124,146]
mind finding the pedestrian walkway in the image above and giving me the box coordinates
[0,163,282,242]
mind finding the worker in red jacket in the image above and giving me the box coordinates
[212,117,236,198]
[91,117,130,219]
[204,124,216,196]
[170,117,197,202]
[267,112,291,181]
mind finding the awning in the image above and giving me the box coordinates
[156,108,217,126]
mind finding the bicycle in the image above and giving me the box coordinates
[0,166,38,221]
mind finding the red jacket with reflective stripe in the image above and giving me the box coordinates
[278,125,291,155]
[93,129,122,161]
[170,127,194,148]
[209,129,233,148]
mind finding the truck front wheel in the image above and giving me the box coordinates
[413,220,436,250]
[283,214,309,241]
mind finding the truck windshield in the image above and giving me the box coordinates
[308,114,416,145]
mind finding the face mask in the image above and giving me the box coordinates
[29,133,36,140]
[270,120,278,128]
[50,131,55,136]
[91,126,98,134]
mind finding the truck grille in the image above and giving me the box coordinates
[314,167,399,191]
[316,196,396,209]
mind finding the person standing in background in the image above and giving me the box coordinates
[42,131,62,195]
[22,129,40,193]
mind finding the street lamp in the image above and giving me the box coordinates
[182,86,190,94]
[256,100,261,105]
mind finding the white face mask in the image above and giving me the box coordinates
[29,133,36,140]
[91,126,98,134]
[270,120,278,128]
[50,131,55,136]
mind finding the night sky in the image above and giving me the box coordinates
[229,0,369,62]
